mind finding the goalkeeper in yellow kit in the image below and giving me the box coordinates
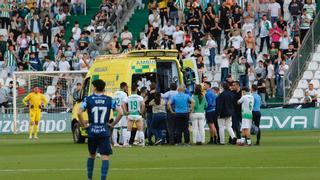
[23,87,48,139]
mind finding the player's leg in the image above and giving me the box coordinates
[199,113,206,144]
[124,119,133,147]
[33,110,41,139]
[87,137,98,180]
[112,127,120,146]
[217,118,225,144]
[98,137,113,180]
[29,110,36,139]
[136,119,145,147]
[191,113,198,144]
[120,117,128,146]
[225,117,236,144]
[253,111,261,145]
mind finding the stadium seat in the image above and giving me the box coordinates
[302,71,313,80]
[310,79,320,89]
[289,98,299,104]
[292,88,304,98]
[44,94,51,102]
[297,80,309,89]
[314,71,320,79]
[307,61,318,71]
[312,53,320,62]
[5,78,12,86]
[46,86,56,96]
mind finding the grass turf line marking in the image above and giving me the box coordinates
[1,166,320,172]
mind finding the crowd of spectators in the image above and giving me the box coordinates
[107,0,317,105]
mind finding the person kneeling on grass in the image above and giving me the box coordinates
[78,79,123,180]
[238,87,254,146]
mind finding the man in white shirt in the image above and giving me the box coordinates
[161,20,175,39]
[80,53,91,70]
[266,60,276,98]
[58,56,70,71]
[268,0,281,24]
[43,56,56,71]
[300,9,312,40]
[241,17,255,37]
[172,25,184,51]
[259,14,271,53]
[306,83,318,106]
[182,41,194,58]
[148,9,160,29]
[206,34,217,70]
[120,26,132,51]
[220,48,231,82]
[303,0,316,20]
[72,21,81,41]
[228,31,243,51]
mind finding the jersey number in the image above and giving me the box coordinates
[249,101,253,111]
[92,107,107,124]
[130,101,138,111]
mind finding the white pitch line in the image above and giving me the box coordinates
[0,166,320,172]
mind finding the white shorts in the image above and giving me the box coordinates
[114,116,127,128]
[241,119,252,130]
[128,115,143,121]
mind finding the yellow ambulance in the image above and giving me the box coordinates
[71,50,184,143]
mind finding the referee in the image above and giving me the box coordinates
[251,85,262,145]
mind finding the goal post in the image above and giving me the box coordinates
[12,71,87,134]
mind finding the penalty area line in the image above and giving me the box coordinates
[0,166,320,172]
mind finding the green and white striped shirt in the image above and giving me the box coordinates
[4,51,17,67]
[0,4,10,18]
[29,39,39,53]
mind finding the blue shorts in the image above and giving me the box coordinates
[88,136,113,156]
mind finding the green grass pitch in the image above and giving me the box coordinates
[0,130,319,180]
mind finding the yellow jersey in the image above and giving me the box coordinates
[158,0,168,9]
[23,92,48,110]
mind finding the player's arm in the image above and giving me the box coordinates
[238,97,244,104]
[110,106,123,127]
[41,94,48,107]
[77,101,88,128]
[140,100,145,115]
[121,98,129,116]
[22,94,31,107]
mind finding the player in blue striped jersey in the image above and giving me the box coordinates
[78,79,122,180]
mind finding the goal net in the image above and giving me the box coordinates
[8,71,87,134]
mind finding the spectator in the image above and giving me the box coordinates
[161,20,175,39]
[220,48,231,82]
[51,91,66,109]
[80,53,92,70]
[300,8,312,41]
[158,0,169,27]
[306,83,318,106]
[72,0,85,15]
[259,14,272,53]
[145,83,157,145]
[256,73,267,107]
[279,30,291,53]
[211,17,222,54]
[72,21,82,42]
[266,60,276,98]
[0,0,11,29]
[0,82,9,113]
[277,59,288,97]
[109,35,120,54]
[42,15,52,48]
[120,26,133,51]
[58,55,70,71]
[160,34,174,49]
[135,39,146,50]
[216,83,237,145]
[146,25,159,49]
[73,83,82,102]
[43,56,57,72]
[168,85,194,145]
[29,53,41,71]
[4,45,19,77]
[172,25,184,51]
[168,0,179,25]
[268,0,281,24]
[205,34,217,71]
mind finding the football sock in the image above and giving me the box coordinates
[241,137,246,144]
[125,131,131,145]
[112,129,118,145]
[29,125,34,137]
[122,128,127,145]
[87,157,95,180]
[34,125,38,137]
[101,160,109,180]
[247,138,252,145]
[209,137,213,143]
[214,136,217,143]
[139,131,145,145]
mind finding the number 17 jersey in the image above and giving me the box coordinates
[81,94,115,137]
